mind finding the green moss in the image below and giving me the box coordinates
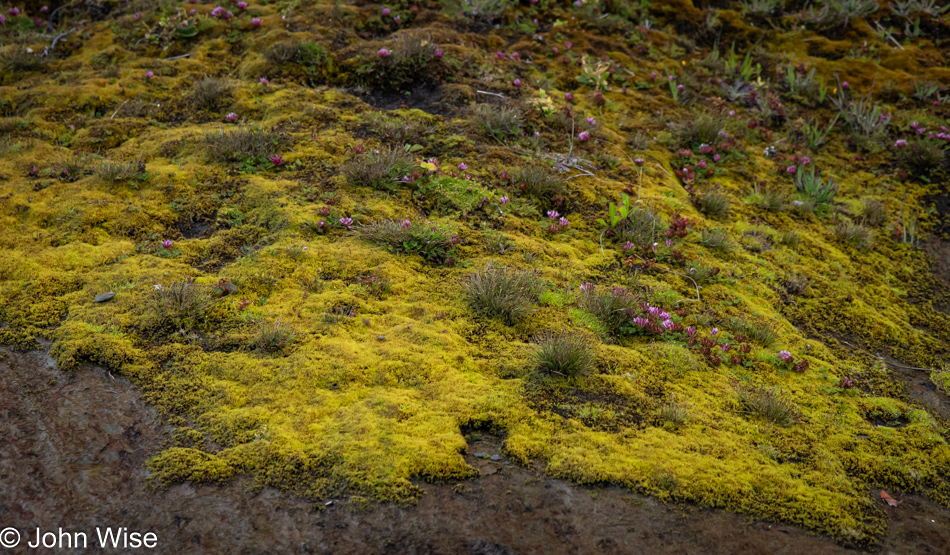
[146,448,236,488]
[1,0,949,548]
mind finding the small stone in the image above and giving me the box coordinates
[94,292,116,303]
[473,452,488,458]
[377,335,385,341]
[490,454,502,461]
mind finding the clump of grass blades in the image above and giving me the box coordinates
[205,128,289,163]
[95,160,145,182]
[699,228,732,251]
[674,115,723,149]
[785,273,809,295]
[693,189,730,219]
[658,394,689,429]
[151,279,214,329]
[737,385,798,427]
[362,34,438,91]
[361,112,433,144]
[740,0,784,17]
[894,139,945,178]
[252,318,296,353]
[759,189,786,212]
[511,166,565,201]
[265,41,302,63]
[190,76,236,111]
[55,154,91,182]
[727,317,779,346]
[803,0,879,30]
[533,331,596,378]
[578,285,639,337]
[861,198,887,227]
[1,48,46,72]
[442,0,512,20]
[472,104,522,138]
[617,205,661,246]
[463,262,543,323]
[343,147,416,190]
[834,220,874,250]
[777,230,800,246]
[356,219,458,266]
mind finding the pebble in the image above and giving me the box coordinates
[473,452,488,458]
[94,292,116,303]
[490,454,502,461]
[377,335,385,341]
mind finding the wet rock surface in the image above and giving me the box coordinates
[1,346,948,554]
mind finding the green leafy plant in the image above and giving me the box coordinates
[596,193,635,228]
[794,165,839,204]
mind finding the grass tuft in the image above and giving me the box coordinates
[463,262,543,323]
[533,331,596,378]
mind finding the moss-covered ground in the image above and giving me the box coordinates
[1,0,949,548]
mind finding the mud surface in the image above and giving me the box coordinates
[1,346,948,555]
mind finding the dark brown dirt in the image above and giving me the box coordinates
[357,85,452,115]
[2,345,949,554]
